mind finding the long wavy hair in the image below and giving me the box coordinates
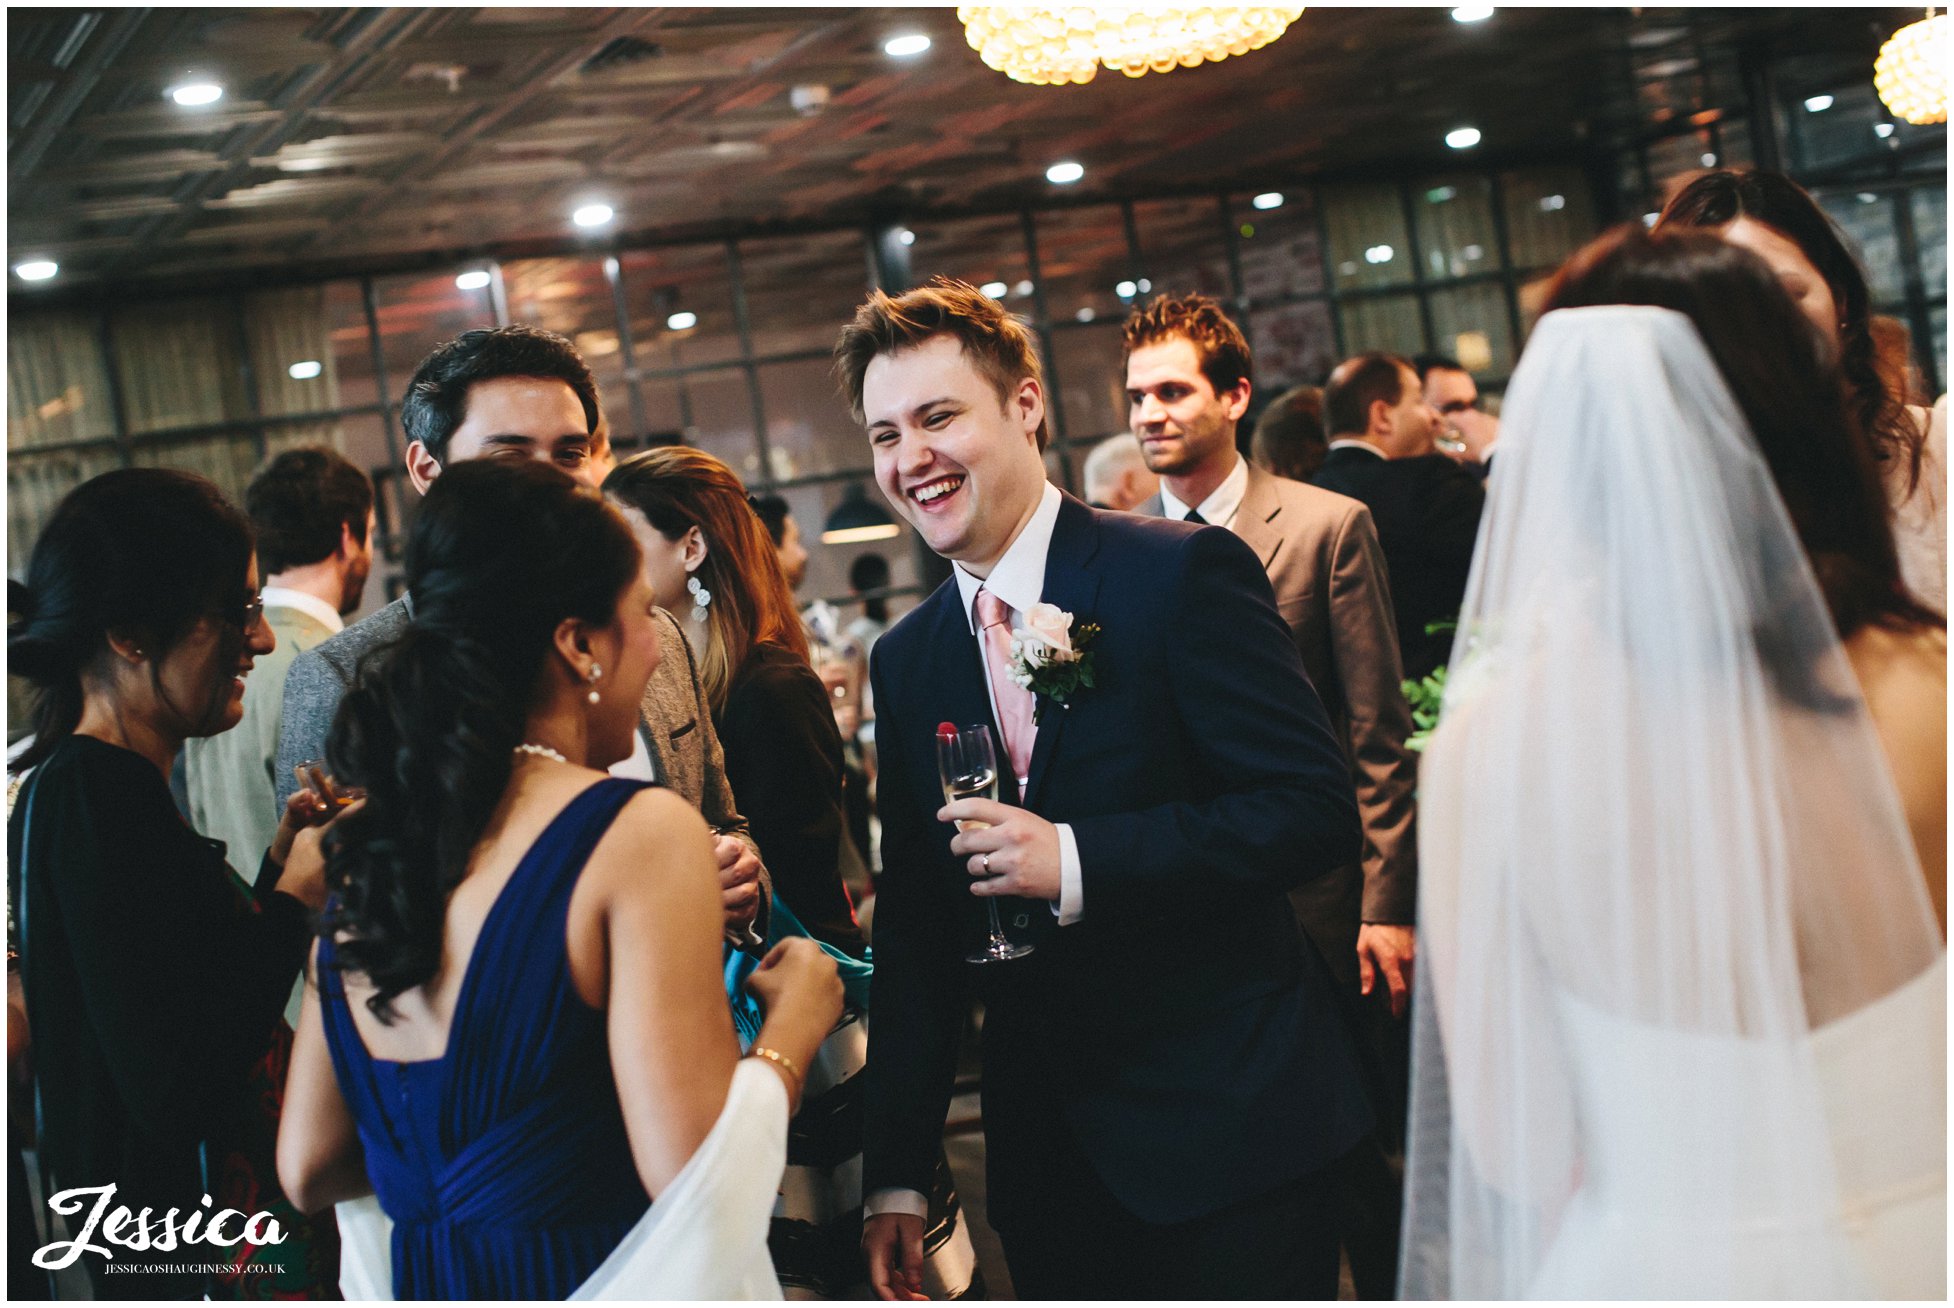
[1657,169,1923,498]
[603,447,809,713]
[1541,226,1943,640]
[320,459,640,1020]
[9,468,254,772]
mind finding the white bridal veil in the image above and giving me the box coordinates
[1398,306,1946,1299]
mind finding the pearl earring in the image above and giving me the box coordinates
[587,663,602,706]
[686,574,711,624]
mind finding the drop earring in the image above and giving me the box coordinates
[587,663,602,705]
[686,574,711,624]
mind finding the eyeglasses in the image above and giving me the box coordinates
[225,591,265,631]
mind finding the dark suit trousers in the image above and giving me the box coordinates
[993,1121,1346,1300]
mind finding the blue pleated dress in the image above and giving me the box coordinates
[318,779,655,1300]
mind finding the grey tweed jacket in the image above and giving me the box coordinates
[275,596,768,920]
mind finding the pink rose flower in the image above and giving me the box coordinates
[1021,602,1076,661]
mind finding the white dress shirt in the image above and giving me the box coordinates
[864,482,1084,1224]
[260,585,345,636]
[1158,451,1249,529]
[1326,437,1389,459]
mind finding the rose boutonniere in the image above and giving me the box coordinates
[1007,602,1100,723]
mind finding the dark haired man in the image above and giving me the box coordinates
[276,326,768,938]
[184,446,373,903]
[1414,353,1499,472]
[1316,352,1485,681]
[841,279,1369,1301]
[1123,296,1420,1297]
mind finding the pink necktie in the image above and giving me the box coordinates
[975,587,1035,797]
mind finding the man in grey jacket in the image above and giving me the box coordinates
[276,325,766,936]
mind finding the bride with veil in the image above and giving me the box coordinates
[1399,228,1945,1300]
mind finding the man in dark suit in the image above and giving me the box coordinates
[1416,353,1500,477]
[1315,352,1486,682]
[1122,295,1419,1297]
[840,280,1370,1301]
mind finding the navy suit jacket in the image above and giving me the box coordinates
[863,493,1370,1228]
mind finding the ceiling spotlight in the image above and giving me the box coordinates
[573,203,615,229]
[1451,4,1495,22]
[1874,121,1897,137]
[1445,126,1482,149]
[1364,244,1395,264]
[1116,280,1138,298]
[288,360,323,381]
[454,270,492,291]
[884,33,931,57]
[1539,193,1566,212]
[981,281,1009,298]
[1642,212,1660,227]
[1804,94,1835,113]
[1013,279,1034,297]
[169,82,224,107]
[1857,192,1880,204]
[1137,278,1151,293]
[897,228,916,246]
[1075,307,1096,322]
[666,311,698,331]
[13,260,57,282]
[1046,160,1085,184]
[1252,191,1285,210]
[1700,153,1718,166]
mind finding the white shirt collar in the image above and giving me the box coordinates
[954,482,1063,632]
[1159,453,1249,528]
[261,586,345,634]
[1327,437,1388,459]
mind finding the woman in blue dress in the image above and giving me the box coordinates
[275,458,842,1300]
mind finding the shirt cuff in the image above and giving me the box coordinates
[1053,822,1083,925]
[864,1187,930,1219]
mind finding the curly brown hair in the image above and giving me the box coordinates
[1119,292,1253,397]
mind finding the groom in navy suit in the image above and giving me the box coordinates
[840,280,1373,1300]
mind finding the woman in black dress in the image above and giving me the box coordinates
[8,468,336,1298]
[605,447,982,1299]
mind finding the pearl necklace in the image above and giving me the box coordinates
[513,743,570,765]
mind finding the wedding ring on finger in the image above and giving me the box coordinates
[981,853,992,877]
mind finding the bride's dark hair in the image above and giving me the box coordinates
[321,458,640,1020]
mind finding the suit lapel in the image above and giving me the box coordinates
[1232,464,1285,569]
[1022,495,1102,812]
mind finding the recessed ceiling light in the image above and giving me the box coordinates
[897,228,916,246]
[169,82,224,107]
[884,33,931,58]
[1076,307,1096,322]
[1137,278,1151,293]
[1364,244,1395,264]
[1116,280,1138,298]
[288,360,323,380]
[1804,94,1834,113]
[1445,126,1482,150]
[1539,194,1566,212]
[454,270,491,291]
[1700,153,1718,167]
[1857,192,1880,204]
[981,281,1009,298]
[1046,160,1085,185]
[667,311,698,331]
[1642,212,1660,227]
[573,203,615,229]
[1452,4,1495,22]
[1012,279,1034,297]
[1874,121,1897,138]
[1252,191,1284,210]
[13,260,57,282]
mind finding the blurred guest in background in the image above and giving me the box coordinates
[1082,431,1160,510]
[1251,384,1330,483]
[9,468,336,1298]
[275,325,769,944]
[846,551,894,660]
[1415,355,1499,474]
[750,491,811,592]
[1316,354,1485,682]
[1659,168,1945,613]
[186,446,373,907]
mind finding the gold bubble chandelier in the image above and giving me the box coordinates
[1875,10,1948,125]
[959,7,1305,86]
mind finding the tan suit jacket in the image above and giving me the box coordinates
[1144,465,1418,974]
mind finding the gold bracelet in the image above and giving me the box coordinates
[746,1045,803,1092]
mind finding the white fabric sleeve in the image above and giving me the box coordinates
[864,1187,931,1219]
[1054,822,1083,924]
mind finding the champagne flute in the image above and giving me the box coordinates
[937,722,1033,963]
[293,760,364,811]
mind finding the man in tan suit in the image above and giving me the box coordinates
[1122,294,1418,1298]
[276,326,766,936]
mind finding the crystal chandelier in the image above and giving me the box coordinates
[1874,10,1948,126]
[959,7,1305,86]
